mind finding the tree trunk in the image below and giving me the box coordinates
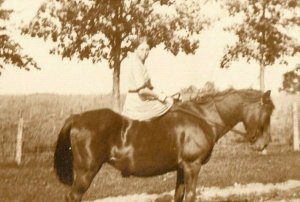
[112,61,121,112]
[111,4,122,112]
[259,62,265,92]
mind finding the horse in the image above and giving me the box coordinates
[54,88,275,202]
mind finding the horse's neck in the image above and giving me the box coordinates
[214,96,244,139]
[173,99,244,142]
[178,101,230,142]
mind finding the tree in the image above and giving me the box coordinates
[0,0,38,75]
[22,0,209,111]
[220,0,300,91]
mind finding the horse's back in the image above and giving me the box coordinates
[72,108,121,127]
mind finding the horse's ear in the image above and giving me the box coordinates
[262,90,271,104]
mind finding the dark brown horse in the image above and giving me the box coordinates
[54,88,274,202]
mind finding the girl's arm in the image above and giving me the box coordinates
[138,87,166,102]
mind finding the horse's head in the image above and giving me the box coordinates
[242,90,275,151]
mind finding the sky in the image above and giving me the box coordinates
[0,0,299,95]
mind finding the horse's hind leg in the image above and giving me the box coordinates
[66,166,101,202]
[174,166,185,202]
[66,129,106,202]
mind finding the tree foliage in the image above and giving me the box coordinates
[22,0,209,110]
[23,0,208,64]
[280,64,300,94]
[0,0,38,75]
[220,0,300,69]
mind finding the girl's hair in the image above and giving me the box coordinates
[132,36,149,48]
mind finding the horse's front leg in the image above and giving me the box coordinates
[174,165,185,202]
[182,160,201,202]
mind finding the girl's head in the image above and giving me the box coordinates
[134,37,150,63]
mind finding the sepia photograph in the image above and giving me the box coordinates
[0,0,300,201]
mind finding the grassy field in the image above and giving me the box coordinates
[0,144,299,202]
[0,92,298,161]
[0,94,118,162]
[0,93,300,201]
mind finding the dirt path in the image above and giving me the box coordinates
[90,180,300,202]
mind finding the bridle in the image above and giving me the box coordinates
[244,99,271,143]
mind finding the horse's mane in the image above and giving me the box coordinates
[191,88,263,104]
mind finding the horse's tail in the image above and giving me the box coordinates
[54,115,74,186]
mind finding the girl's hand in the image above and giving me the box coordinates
[157,93,167,103]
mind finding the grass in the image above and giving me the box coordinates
[0,94,116,162]
[0,93,298,154]
[0,144,299,202]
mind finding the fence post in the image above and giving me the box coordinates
[16,111,24,165]
[293,102,299,151]
[60,108,64,117]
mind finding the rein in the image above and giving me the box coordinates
[171,90,247,136]
[173,108,246,136]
